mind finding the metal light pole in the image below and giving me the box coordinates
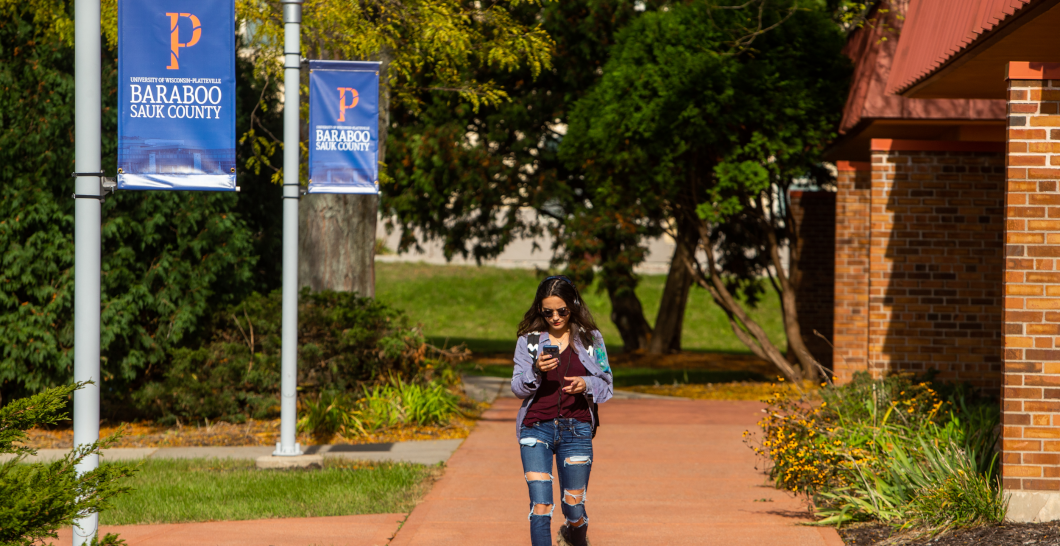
[275,0,304,457]
[73,0,102,541]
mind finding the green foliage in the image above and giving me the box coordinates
[383,0,659,255]
[0,5,284,408]
[349,376,460,433]
[0,383,136,546]
[903,465,1005,536]
[90,534,127,546]
[298,376,460,441]
[556,0,851,361]
[561,0,849,223]
[747,373,1005,534]
[241,0,554,111]
[237,0,556,186]
[297,391,356,443]
[136,289,428,423]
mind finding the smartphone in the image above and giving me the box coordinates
[541,344,560,360]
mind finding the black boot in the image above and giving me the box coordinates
[555,524,590,546]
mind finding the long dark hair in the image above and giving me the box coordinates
[517,276,600,349]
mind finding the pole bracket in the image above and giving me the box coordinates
[71,171,117,202]
[283,183,307,199]
[284,55,305,70]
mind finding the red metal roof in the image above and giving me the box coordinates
[887,0,1037,95]
[836,0,1004,135]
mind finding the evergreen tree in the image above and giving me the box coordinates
[0,383,135,546]
[0,4,283,409]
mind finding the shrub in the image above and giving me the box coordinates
[297,391,357,444]
[135,289,430,423]
[747,372,1004,533]
[348,376,460,433]
[0,10,283,409]
[0,383,136,546]
[298,376,462,442]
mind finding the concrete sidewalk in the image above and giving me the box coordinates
[390,397,844,546]
[5,438,463,465]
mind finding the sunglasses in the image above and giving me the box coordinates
[540,307,570,318]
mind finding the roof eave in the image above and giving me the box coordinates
[894,0,1060,97]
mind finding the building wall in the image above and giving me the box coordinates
[867,141,1005,389]
[833,162,873,382]
[1002,76,1060,493]
[790,191,837,369]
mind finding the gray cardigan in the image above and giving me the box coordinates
[510,328,614,440]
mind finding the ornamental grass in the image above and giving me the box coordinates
[745,372,1004,537]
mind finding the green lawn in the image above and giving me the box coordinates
[101,458,435,525]
[375,262,785,354]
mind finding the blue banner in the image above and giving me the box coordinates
[308,61,381,194]
[117,0,236,191]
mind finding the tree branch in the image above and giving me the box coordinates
[681,221,804,389]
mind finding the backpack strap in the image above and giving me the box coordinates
[527,333,541,359]
[592,402,600,438]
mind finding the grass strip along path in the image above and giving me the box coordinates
[101,458,439,525]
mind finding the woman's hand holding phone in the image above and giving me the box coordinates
[536,353,559,373]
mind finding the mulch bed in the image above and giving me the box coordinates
[20,401,488,449]
[840,521,1060,545]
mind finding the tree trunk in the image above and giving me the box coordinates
[298,194,378,296]
[778,280,820,382]
[297,54,389,297]
[763,205,821,383]
[648,223,697,354]
[677,225,805,389]
[607,282,652,352]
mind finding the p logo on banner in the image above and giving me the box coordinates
[166,12,201,70]
[118,0,236,191]
[307,60,380,194]
[337,88,359,121]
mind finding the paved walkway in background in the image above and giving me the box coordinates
[390,396,843,546]
[5,438,463,466]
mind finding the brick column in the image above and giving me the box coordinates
[868,140,1004,387]
[833,161,871,382]
[1003,62,1060,521]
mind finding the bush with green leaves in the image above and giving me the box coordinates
[298,376,461,442]
[349,376,460,432]
[747,372,1004,535]
[134,289,431,423]
[0,3,284,410]
[0,383,135,546]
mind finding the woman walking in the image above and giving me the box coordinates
[511,275,613,546]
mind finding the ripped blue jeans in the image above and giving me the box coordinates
[519,418,593,546]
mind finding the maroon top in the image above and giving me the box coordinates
[523,345,593,425]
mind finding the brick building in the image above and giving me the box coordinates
[827,0,1060,522]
